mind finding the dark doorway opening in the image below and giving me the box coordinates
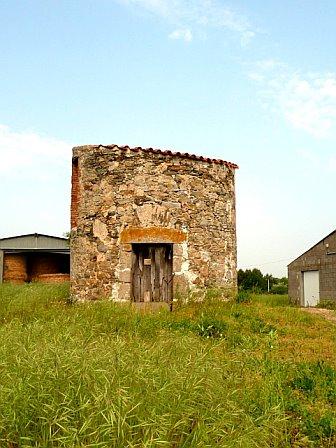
[131,244,173,304]
[26,252,70,281]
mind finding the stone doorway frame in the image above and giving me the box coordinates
[113,227,189,302]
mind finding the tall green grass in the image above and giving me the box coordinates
[0,283,335,447]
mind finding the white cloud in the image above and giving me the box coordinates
[0,124,70,175]
[249,61,336,138]
[0,125,72,237]
[169,28,193,42]
[118,0,256,45]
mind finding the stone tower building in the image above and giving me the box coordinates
[70,144,238,302]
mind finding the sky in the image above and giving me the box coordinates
[1,0,335,277]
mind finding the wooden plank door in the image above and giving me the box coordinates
[131,244,173,303]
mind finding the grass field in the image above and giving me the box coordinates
[0,283,335,447]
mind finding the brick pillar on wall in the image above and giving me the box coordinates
[71,158,79,229]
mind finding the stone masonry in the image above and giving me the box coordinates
[70,145,238,301]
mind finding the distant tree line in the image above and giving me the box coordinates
[238,268,288,294]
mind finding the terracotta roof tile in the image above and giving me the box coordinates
[98,144,239,169]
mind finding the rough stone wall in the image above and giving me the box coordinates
[288,230,336,304]
[70,145,237,301]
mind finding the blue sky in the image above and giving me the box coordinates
[1,0,335,276]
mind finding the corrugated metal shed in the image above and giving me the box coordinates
[0,233,69,252]
[0,234,70,284]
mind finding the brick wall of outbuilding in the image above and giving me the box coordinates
[71,158,79,229]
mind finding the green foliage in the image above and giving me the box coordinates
[238,268,267,291]
[62,231,71,244]
[167,316,227,339]
[196,316,228,338]
[291,374,316,394]
[236,289,251,303]
[318,299,336,310]
[284,362,336,442]
[250,317,277,335]
[238,269,288,294]
[252,293,292,307]
[271,282,288,295]
[0,283,334,447]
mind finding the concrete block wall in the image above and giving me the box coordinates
[288,230,336,304]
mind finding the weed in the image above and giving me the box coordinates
[291,375,315,394]
[236,290,251,304]
[196,316,228,338]
[318,299,336,310]
[251,317,277,334]
[0,284,334,447]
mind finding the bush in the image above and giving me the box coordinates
[271,283,288,295]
